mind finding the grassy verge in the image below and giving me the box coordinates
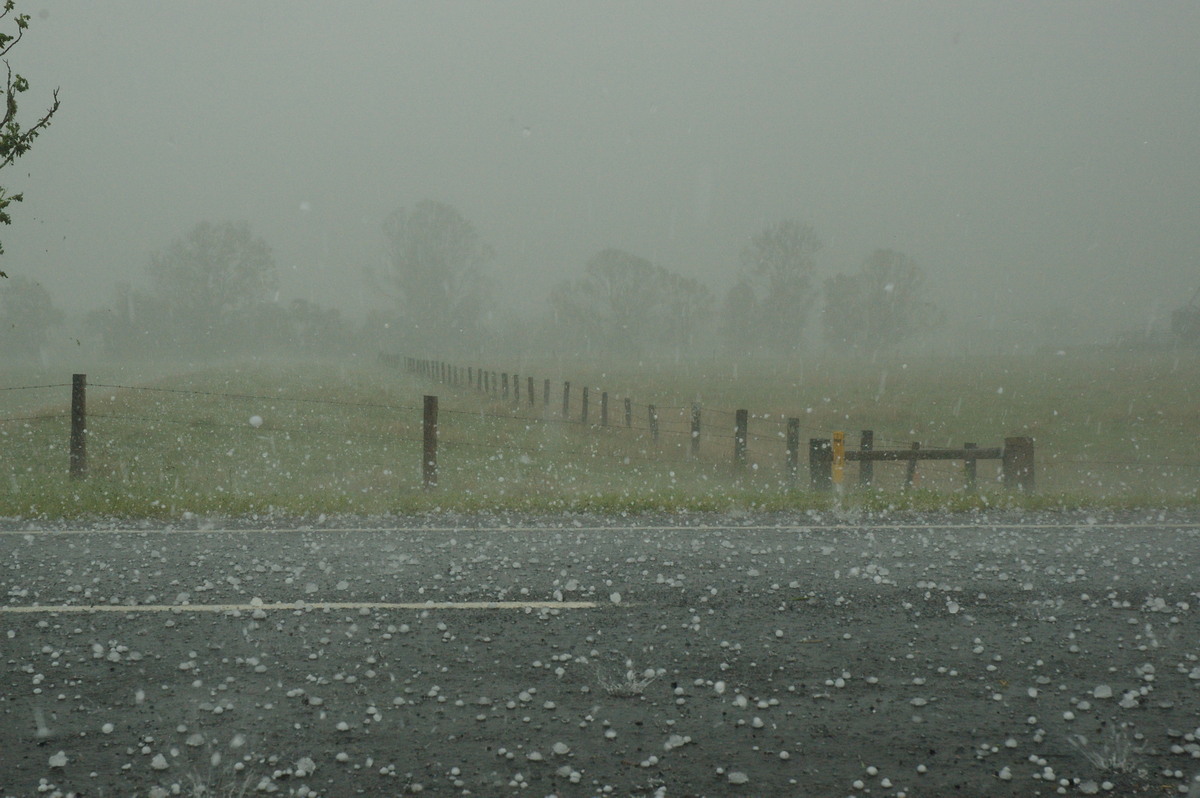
[0,352,1195,521]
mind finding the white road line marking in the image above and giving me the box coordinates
[0,522,1194,536]
[0,600,602,614]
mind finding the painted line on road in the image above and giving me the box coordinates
[0,600,602,614]
[1,522,1196,536]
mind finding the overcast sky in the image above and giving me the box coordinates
[8,1,1200,339]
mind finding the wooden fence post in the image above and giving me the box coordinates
[1003,436,1035,492]
[734,409,748,467]
[809,438,831,491]
[422,395,438,489]
[785,418,800,484]
[528,377,535,407]
[543,379,550,409]
[513,374,520,405]
[69,373,87,480]
[624,397,632,428]
[858,430,874,488]
[649,404,659,443]
[963,442,977,491]
[502,373,509,401]
[581,386,590,424]
[690,404,701,457]
[601,391,609,427]
[904,442,921,488]
[562,381,570,419]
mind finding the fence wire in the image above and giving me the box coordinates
[5,368,1197,503]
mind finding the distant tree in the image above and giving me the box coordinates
[658,270,714,359]
[149,221,277,324]
[141,221,277,354]
[720,278,758,356]
[550,248,659,356]
[548,248,712,358]
[381,200,492,352]
[0,274,60,360]
[727,220,822,354]
[260,298,354,355]
[0,1,60,273]
[822,248,940,351]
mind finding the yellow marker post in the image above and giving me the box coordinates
[832,430,845,486]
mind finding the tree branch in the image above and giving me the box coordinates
[0,83,57,169]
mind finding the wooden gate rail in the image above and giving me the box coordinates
[811,434,1034,493]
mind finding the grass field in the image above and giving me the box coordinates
[0,348,1196,519]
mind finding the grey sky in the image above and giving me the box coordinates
[9,1,1200,338]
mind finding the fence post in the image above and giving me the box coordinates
[513,374,520,405]
[562,381,570,419]
[70,373,87,480]
[858,430,874,488]
[581,387,590,425]
[502,373,509,401]
[963,442,977,491]
[624,397,632,428]
[649,404,659,443]
[690,404,701,457]
[785,418,800,485]
[543,379,550,409]
[422,395,438,489]
[1002,436,1035,492]
[734,409,748,467]
[904,442,921,488]
[528,377,535,408]
[601,391,609,427]
[809,438,831,491]
[832,430,845,487]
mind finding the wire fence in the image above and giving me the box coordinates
[0,364,1197,505]
[397,356,1200,497]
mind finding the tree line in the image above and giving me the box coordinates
[1,199,943,364]
[373,200,942,360]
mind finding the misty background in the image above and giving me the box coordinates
[5,1,1200,361]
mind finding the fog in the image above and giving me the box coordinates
[7,1,1200,354]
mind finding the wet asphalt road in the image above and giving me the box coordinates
[2,511,1199,797]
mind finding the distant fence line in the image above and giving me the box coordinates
[394,356,1035,493]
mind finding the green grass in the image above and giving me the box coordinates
[0,350,1196,521]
